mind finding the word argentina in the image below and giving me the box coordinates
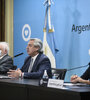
[72,24,90,34]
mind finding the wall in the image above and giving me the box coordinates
[5,0,13,57]
[14,0,90,81]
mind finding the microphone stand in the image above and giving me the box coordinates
[67,63,90,71]
[13,52,24,58]
[12,52,24,70]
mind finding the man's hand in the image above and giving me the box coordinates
[7,68,22,78]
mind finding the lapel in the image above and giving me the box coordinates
[31,53,42,71]
[0,54,8,64]
[25,56,32,72]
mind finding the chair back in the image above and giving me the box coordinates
[52,68,67,80]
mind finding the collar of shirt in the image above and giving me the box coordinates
[0,54,7,60]
[31,53,39,64]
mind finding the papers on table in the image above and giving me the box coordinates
[0,75,12,79]
[63,82,89,89]
[63,83,87,86]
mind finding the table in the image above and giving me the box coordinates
[0,78,90,100]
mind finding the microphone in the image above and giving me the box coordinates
[67,62,90,71]
[13,52,24,58]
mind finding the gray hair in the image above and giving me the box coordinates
[0,42,9,54]
[30,38,43,53]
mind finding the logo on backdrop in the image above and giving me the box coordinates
[22,24,31,41]
[71,23,90,34]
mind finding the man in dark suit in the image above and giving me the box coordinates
[0,42,13,74]
[8,38,52,79]
[71,66,90,85]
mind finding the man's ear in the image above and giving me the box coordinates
[5,49,8,54]
[36,47,40,52]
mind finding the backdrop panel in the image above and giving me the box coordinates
[14,0,90,81]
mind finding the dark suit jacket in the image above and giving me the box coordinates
[81,66,90,80]
[21,53,52,79]
[0,54,13,74]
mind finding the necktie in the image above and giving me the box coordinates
[28,58,33,72]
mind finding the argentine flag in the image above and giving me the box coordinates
[43,32,55,68]
[43,0,58,68]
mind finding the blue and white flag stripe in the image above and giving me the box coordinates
[43,31,56,68]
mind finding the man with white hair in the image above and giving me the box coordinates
[8,38,52,79]
[0,42,13,74]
